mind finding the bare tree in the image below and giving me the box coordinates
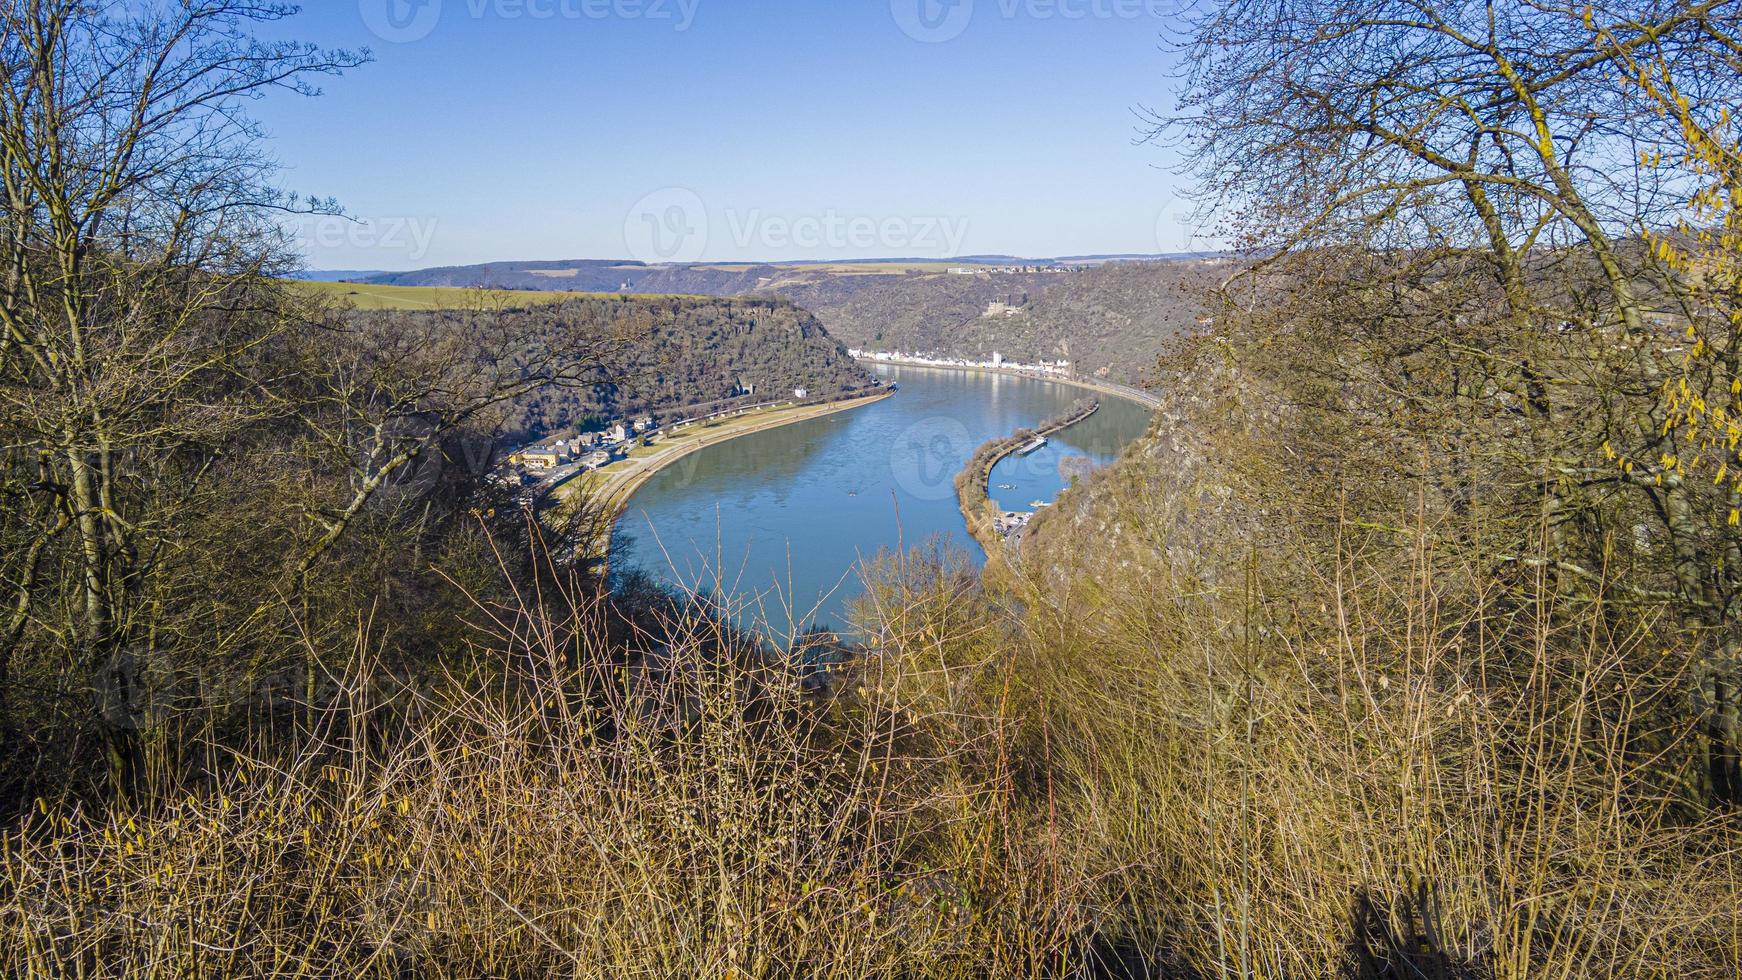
[0,3,624,796]
[1158,0,1742,803]
[0,0,367,793]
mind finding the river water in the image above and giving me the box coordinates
[612,364,1153,637]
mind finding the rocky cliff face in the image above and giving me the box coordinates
[1016,333,1281,597]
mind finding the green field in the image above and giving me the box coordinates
[288,279,613,310]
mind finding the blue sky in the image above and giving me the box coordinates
[255,1,1199,270]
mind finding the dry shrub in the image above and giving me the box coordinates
[7,443,1739,978]
[0,568,1066,979]
[972,462,1742,978]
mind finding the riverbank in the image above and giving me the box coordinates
[607,366,1158,631]
[956,398,1101,553]
[563,389,897,525]
[853,354,1160,408]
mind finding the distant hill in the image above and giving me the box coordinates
[346,259,975,294]
[356,294,878,445]
[322,253,1224,294]
[286,269,387,282]
[317,255,1234,383]
[360,259,664,293]
[769,259,1233,383]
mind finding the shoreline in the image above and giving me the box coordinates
[956,399,1102,553]
[855,355,1161,409]
[568,389,897,527]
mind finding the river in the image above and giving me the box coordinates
[611,364,1154,637]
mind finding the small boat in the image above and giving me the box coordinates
[1016,436,1047,456]
[1030,500,1051,509]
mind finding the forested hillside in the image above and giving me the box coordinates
[363,259,677,292]
[776,259,1226,381]
[7,3,1742,979]
[767,269,1056,350]
[375,295,878,442]
[353,258,1225,382]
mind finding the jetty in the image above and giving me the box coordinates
[955,397,1100,552]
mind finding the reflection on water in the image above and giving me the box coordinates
[613,365,1153,637]
[987,396,1154,512]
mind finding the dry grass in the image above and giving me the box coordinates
[0,561,1068,978]
[4,507,1740,978]
[985,455,1742,978]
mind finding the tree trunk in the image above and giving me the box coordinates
[67,447,146,797]
[1701,643,1742,806]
